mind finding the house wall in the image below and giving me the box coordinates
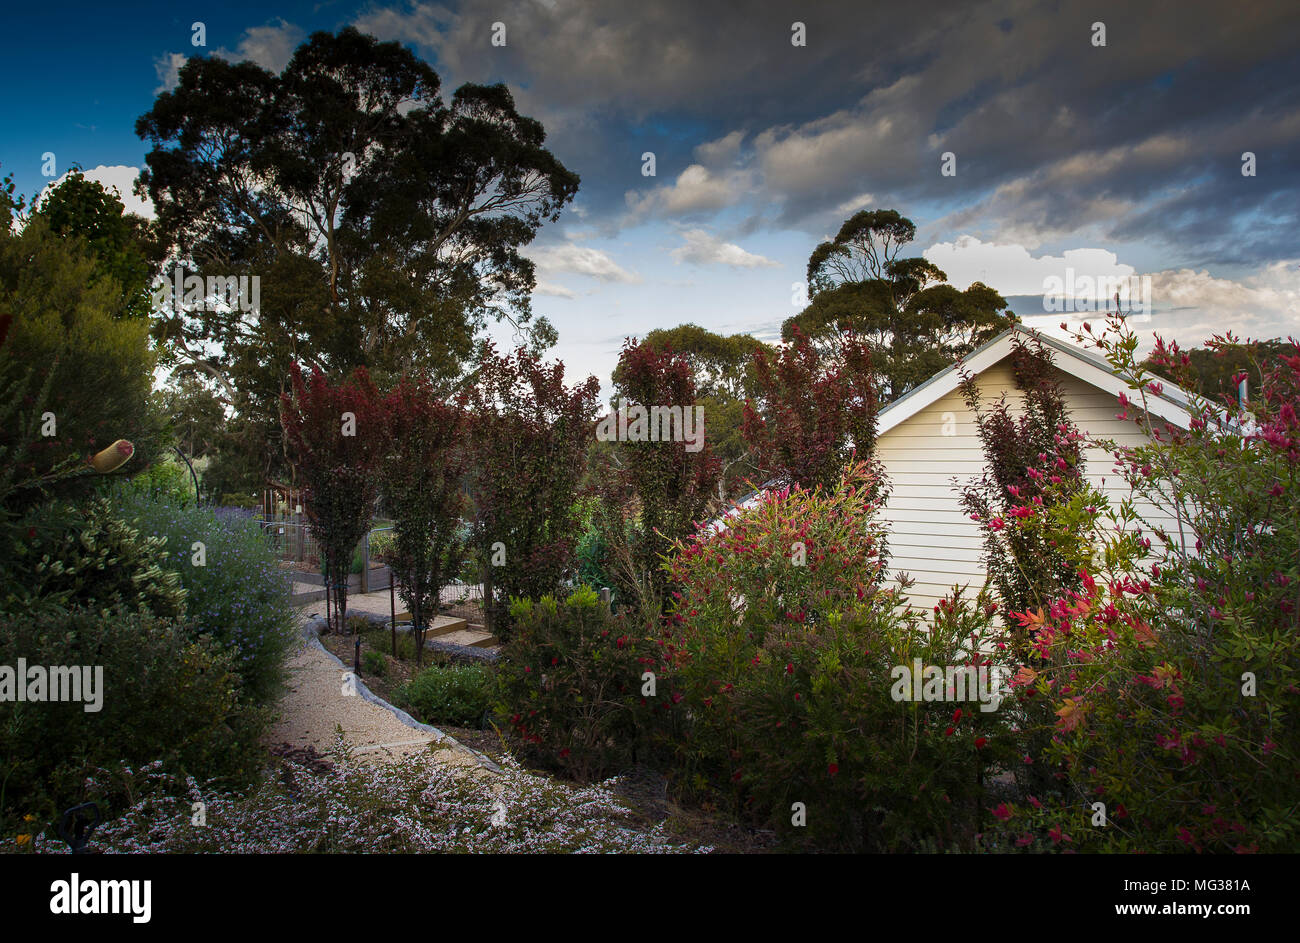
[876,358,1179,618]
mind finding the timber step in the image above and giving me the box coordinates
[392,613,467,637]
[389,615,500,649]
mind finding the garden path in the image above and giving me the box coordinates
[270,615,489,772]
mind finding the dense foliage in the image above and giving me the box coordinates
[985,318,1300,852]
[742,328,881,494]
[281,362,388,631]
[593,339,721,617]
[0,606,262,833]
[958,333,1087,622]
[111,493,297,704]
[395,663,494,728]
[466,343,600,637]
[380,378,468,664]
[497,587,661,781]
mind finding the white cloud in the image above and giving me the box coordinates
[153,52,186,94]
[923,236,1300,346]
[923,236,1135,295]
[534,281,577,299]
[624,164,751,221]
[35,166,155,221]
[668,229,779,269]
[526,243,640,283]
[215,20,305,73]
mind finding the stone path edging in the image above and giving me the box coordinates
[301,616,503,774]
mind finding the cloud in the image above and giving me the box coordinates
[526,243,641,283]
[534,281,577,299]
[668,229,779,269]
[923,236,1136,295]
[693,130,745,167]
[35,166,155,221]
[215,19,305,73]
[624,163,752,221]
[153,52,185,93]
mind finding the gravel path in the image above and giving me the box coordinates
[270,616,486,772]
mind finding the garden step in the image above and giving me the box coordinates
[391,614,467,637]
[435,628,500,649]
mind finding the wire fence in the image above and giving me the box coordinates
[262,513,488,625]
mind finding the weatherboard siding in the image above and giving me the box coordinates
[876,361,1177,618]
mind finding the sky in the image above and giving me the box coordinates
[3,0,1299,391]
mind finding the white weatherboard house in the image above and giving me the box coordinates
[875,325,1195,616]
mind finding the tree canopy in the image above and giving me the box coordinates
[136,26,578,491]
[787,208,1016,402]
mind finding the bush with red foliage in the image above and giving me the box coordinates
[381,377,469,665]
[742,327,880,494]
[466,343,600,638]
[593,339,721,614]
[281,363,388,632]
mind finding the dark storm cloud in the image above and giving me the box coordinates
[356,0,1300,261]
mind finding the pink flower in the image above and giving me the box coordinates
[991,803,1012,821]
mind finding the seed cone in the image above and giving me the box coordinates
[91,439,134,474]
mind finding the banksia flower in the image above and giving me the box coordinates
[91,439,133,473]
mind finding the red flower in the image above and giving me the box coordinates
[827,763,839,777]
[975,737,987,749]
[991,803,1012,821]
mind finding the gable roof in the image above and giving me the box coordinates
[877,325,1197,435]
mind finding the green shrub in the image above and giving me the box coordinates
[497,586,661,780]
[661,461,1016,850]
[724,592,1016,851]
[395,662,494,728]
[984,320,1300,853]
[110,492,296,704]
[219,492,259,510]
[7,497,187,620]
[0,605,267,834]
[368,529,395,563]
[574,521,618,600]
[362,649,387,677]
[125,457,196,508]
[361,624,417,662]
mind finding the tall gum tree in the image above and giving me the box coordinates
[136,27,578,487]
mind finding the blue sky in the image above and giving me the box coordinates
[3,0,1299,391]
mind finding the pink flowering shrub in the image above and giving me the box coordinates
[663,462,1018,850]
[497,586,664,781]
[986,317,1300,852]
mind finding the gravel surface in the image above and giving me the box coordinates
[270,622,484,772]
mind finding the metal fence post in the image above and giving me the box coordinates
[360,532,370,594]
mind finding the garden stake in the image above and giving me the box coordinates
[354,635,361,676]
[390,574,397,658]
